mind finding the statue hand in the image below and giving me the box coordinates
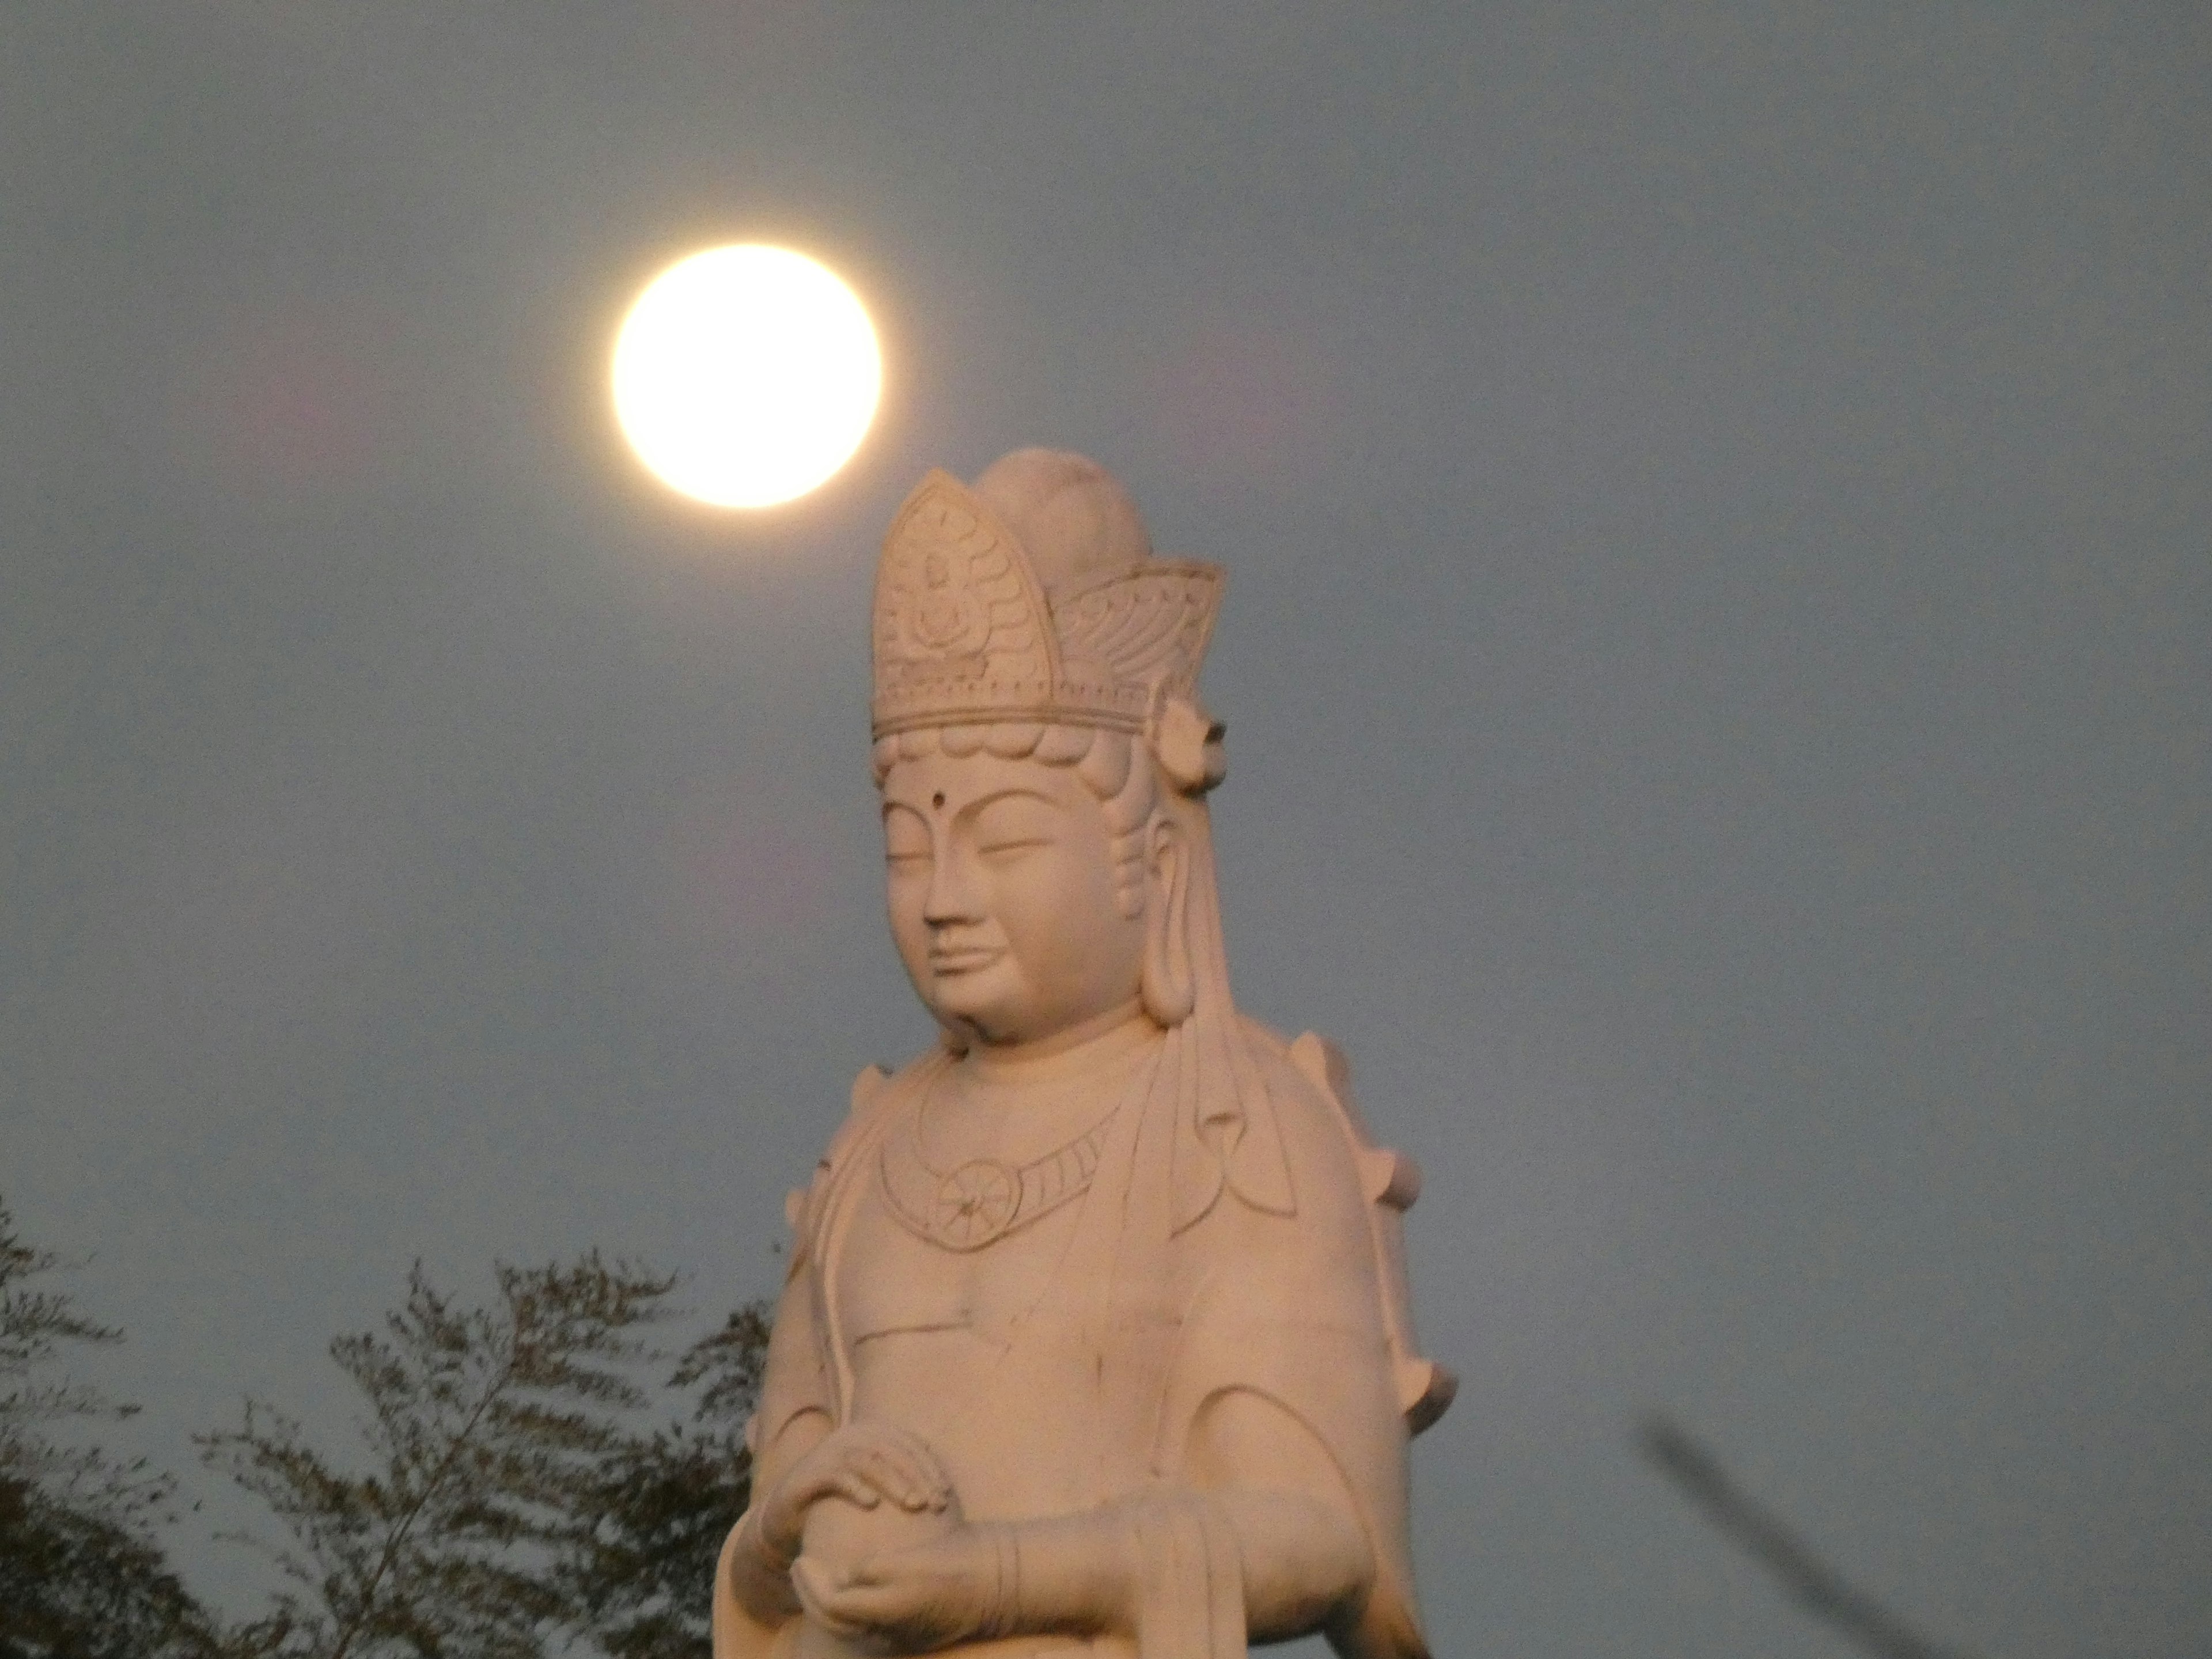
[792,1524,1005,1656]
[760,1422,955,1566]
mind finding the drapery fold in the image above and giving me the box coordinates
[1131,1488,1245,1659]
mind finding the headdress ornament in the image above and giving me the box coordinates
[870,467,1227,791]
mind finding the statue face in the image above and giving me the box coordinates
[880,748,1149,1048]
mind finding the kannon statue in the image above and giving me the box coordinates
[712,450,1452,1659]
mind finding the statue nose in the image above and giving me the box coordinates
[922,850,982,924]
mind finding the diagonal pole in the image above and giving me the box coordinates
[1636,1414,1985,1659]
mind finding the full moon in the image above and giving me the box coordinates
[612,244,881,509]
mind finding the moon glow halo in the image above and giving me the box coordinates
[612,245,881,509]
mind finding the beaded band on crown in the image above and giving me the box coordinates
[870,470,1224,756]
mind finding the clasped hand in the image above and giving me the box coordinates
[759,1421,953,1559]
[760,1422,1006,1654]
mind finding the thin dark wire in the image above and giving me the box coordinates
[1636,1414,1984,1659]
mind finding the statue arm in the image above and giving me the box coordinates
[798,1388,1368,1657]
[724,1066,903,1641]
[1003,1385,1368,1641]
[717,1252,838,1643]
[723,1405,834,1624]
[1183,1385,1373,1639]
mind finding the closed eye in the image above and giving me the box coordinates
[882,802,930,866]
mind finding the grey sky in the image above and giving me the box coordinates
[3,4,2207,1656]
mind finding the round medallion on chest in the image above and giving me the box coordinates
[880,1081,1124,1256]
[932,1159,1020,1248]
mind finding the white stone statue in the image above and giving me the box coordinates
[712,450,1452,1659]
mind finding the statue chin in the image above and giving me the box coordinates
[793,1489,965,1658]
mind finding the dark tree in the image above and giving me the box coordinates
[566,1305,770,1659]
[202,1255,769,1659]
[0,1196,223,1659]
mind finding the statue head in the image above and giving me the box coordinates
[869,450,1227,1051]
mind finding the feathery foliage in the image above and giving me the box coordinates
[0,1196,224,1659]
[565,1305,770,1659]
[201,1255,767,1659]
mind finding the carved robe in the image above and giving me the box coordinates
[712,1017,1446,1659]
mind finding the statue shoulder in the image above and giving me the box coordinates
[825,1045,948,1167]
[1242,1022,1457,1436]
[1226,1021,1394,1210]
[1257,1028,1426,1209]
[782,1047,947,1268]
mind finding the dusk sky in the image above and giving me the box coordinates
[4,5,2208,1656]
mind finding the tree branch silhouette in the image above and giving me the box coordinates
[1637,1414,1983,1659]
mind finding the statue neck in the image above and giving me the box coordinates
[959,1001,1158,1086]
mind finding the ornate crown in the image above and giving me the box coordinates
[870,468,1227,788]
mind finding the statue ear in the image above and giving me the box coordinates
[1141,815,1195,1027]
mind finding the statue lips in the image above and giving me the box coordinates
[927,943,1005,976]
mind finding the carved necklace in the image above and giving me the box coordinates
[879,1074,1121,1253]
